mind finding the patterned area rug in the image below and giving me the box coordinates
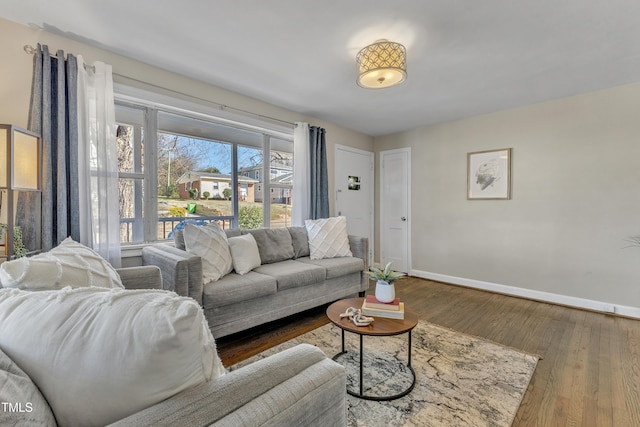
[230,321,539,427]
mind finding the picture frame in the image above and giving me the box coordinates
[467,148,511,200]
[348,175,361,191]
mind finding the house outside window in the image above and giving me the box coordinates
[114,94,294,245]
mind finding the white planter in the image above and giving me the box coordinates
[375,280,396,303]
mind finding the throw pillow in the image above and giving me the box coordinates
[0,237,123,290]
[184,223,233,282]
[227,234,262,275]
[289,226,310,258]
[305,216,353,260]
[0,287,225,427]
[0,346,56,426]
[245,228,294,264]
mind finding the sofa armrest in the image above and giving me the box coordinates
[349,235,369,291]
[116,266,162,290]
[141,245,203,305]
[108,343,346,427]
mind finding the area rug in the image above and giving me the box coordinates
[230,321,539,427]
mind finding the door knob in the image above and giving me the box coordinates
[401,217,406,221]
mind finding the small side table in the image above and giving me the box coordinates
[326,297,419,401]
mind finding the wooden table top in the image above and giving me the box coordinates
[326,297,419,336]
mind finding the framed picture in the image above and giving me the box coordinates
[348,175,361,191]
[467,148,511,200]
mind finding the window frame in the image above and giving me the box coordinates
[114,86,294,246]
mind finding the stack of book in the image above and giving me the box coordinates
[361,295,405,319]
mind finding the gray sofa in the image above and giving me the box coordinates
[142,226,369,338]
[1,266,347,427]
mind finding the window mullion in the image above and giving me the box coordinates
[262,135,270,227]
[231,143,238,229]
[145,107,159,242]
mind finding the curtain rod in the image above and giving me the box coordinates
[23,44,297,128]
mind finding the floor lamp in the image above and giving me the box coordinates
[0,124,41,261]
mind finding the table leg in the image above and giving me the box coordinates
[408,330,412,368]
[359,334,364,396]
[341,328,345,353]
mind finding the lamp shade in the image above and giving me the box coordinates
[0,124,41,260]
[0,125,40,190]
[356,40,407,89]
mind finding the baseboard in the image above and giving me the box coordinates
[411,269,640,319]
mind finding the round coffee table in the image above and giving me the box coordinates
[326,297,419,401]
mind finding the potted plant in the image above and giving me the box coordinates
[0,223,27,258]
[367,262,405,303]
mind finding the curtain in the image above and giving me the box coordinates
[27,44,80,251]
[77,57,121,267]
[292,122,310,225]
[309,126,329,219]
[293,123,329,223]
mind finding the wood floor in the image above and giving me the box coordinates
[216,277,640,426]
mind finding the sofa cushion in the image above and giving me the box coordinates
[0,237,123,290]
[289,226,310,258]
[254,260,326,291]
[228,234,261,275]
[224,229,242,238]
[305,216,353,260]
[245,228,295,264]
[203,271,277,308]
[297,256,365,280]
[184,223,233,282]
[0,287,225,427]
[0,346,56,426]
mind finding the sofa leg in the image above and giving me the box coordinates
[358,291,365,297]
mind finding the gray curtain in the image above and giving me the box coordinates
[309,126,329,219]
[27,44,80,251]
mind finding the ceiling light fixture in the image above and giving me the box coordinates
[356,39,407,89]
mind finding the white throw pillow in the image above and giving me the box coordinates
[0,237,123,290]
[305,216,353,260]
[0,287,225,427]
[228,234,262,275]
[184,223,233,282]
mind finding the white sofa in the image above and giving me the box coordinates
[0,248,347,426]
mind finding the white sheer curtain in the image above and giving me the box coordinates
[293,122,310,225]
[77,57,121,267]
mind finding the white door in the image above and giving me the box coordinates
[334,145,374,264]
[380,148,411,273]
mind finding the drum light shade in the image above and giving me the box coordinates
[356,40,407,89]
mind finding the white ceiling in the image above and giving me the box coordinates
[3,0,640,136]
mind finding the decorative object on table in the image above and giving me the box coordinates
[232,321,540,427]
[0,124,42,261]
[339,306,374,326]
[362,299,406,320]
[367,261,406,303]
[467,148,512,200]
[364,294,401,311]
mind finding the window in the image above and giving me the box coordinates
[115,97,294,244]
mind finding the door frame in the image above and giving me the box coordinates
[379,147,411,273]
[334,144,374,265]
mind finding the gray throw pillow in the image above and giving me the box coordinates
[245,228,294,264]
[0,347,56,426]
[289,226,310,258]
[174,230,186,251]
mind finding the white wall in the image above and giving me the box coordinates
[0,18,373,217]
[375,83,640,315]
